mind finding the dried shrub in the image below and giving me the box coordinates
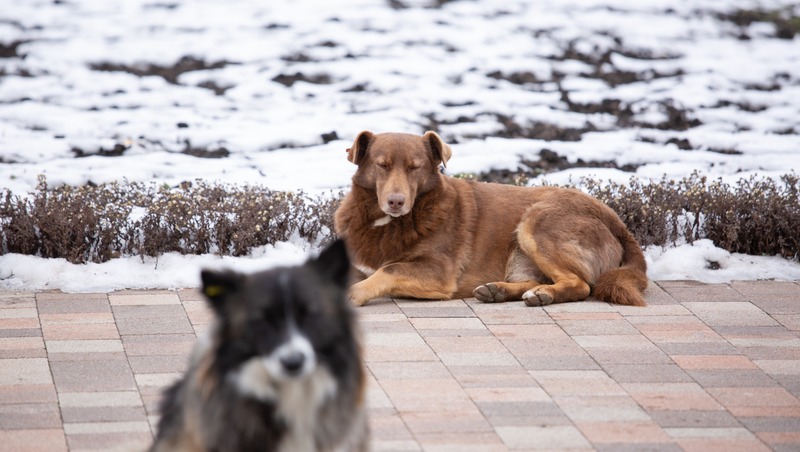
[574,172,800,260]
[1,173,797,263]
[0,177,341,264]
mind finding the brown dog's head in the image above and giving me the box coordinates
[346,131,452,217]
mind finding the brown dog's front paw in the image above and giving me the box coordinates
[473,283,506,303]
[348,288,370,307]
[523,288,553,307]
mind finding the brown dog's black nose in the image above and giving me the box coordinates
[388,194,405,210]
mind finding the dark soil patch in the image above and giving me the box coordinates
[560,90,635,126]
[196,80,231,96]
[636,102,702,131]
[181,141,230,158]
[491,114,594,141]
[72,144,129,158]
[91,56,233,84]
[707,147,743,156]
[475,148,640,185]
[486,70,542,86]
[0,40,27,58]
[272,72,332,87]
[718,9,800,40]
[547,40,684,87]
[713,100,768,113]
[321,131,339,144]
[666,137,693,150]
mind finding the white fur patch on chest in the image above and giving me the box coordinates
[230,358,338,452]
[373,215,392,227]
[276,368,338,452]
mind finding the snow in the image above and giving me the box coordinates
[0,0,798,292]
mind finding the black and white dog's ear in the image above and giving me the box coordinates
[200,269,242,313]
[308,239,351,288]
[346,131,374,165]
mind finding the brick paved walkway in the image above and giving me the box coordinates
[1,280,799,451]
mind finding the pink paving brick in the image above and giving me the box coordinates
[672,354,758,370]
[576,421,671,444]
[707,387,800,408]
[42,323,119,341]
[623,382,724,411]
[0,428,68,452]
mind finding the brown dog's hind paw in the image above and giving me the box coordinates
[473,283,506,303]
[523,288,553,307]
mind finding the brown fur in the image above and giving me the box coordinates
[335,131,648,307]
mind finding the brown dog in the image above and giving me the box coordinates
[334,131,648,308]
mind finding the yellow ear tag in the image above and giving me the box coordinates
[204,285,225,298]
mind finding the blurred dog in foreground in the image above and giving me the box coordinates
[149,239,369,452]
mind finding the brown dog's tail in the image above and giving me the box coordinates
[593,221,648,306]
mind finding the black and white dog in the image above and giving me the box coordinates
[150,240,369,452]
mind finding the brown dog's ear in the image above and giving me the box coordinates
[423,131,452,168]
[347,130,375,165]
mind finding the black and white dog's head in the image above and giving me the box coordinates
[199,239,359,401]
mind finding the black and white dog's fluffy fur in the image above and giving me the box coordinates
[150,240,369,452]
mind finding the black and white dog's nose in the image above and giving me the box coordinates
[279,351,306,375]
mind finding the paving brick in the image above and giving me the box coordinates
[657,341,742,356]
[0,337,46,359]
[773,314,800,331]
[401,409,492,434]
[756,431,800,451]
[0,402,62,429]
[36,299,110,315]
[380,378,475,413]
[672,354,758,370]
[368,361,452,380]
[180,299,214,327]
[576,421,671,445]
[648,410,741,428]
[557,319,640,336]
[495,424,592,449]
[707,387,800,408]
[0,358,53,385]
[685,369,779,388]
[448,365,540,389]
[662,283,747,303]
[112,305,193,335]
[415,431,506,451]
[555,395,650,423]
[50,359,137,392]
[464,298,554,325]
[108,292,181,306]
[683,302,778,327]
[0,293,35,309]
[363,331,438,363]
[0,384,57,404]
[603,364,693,383]
[121,334,196,356]
[529,370,627,397]
[46,339,124,354]
[622,383,723,411]
[0,308,40,331]
[176,288,204,302]
[0,428,67,452]
[42,323,119,340]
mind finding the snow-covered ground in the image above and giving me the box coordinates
[1,0,799,291]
